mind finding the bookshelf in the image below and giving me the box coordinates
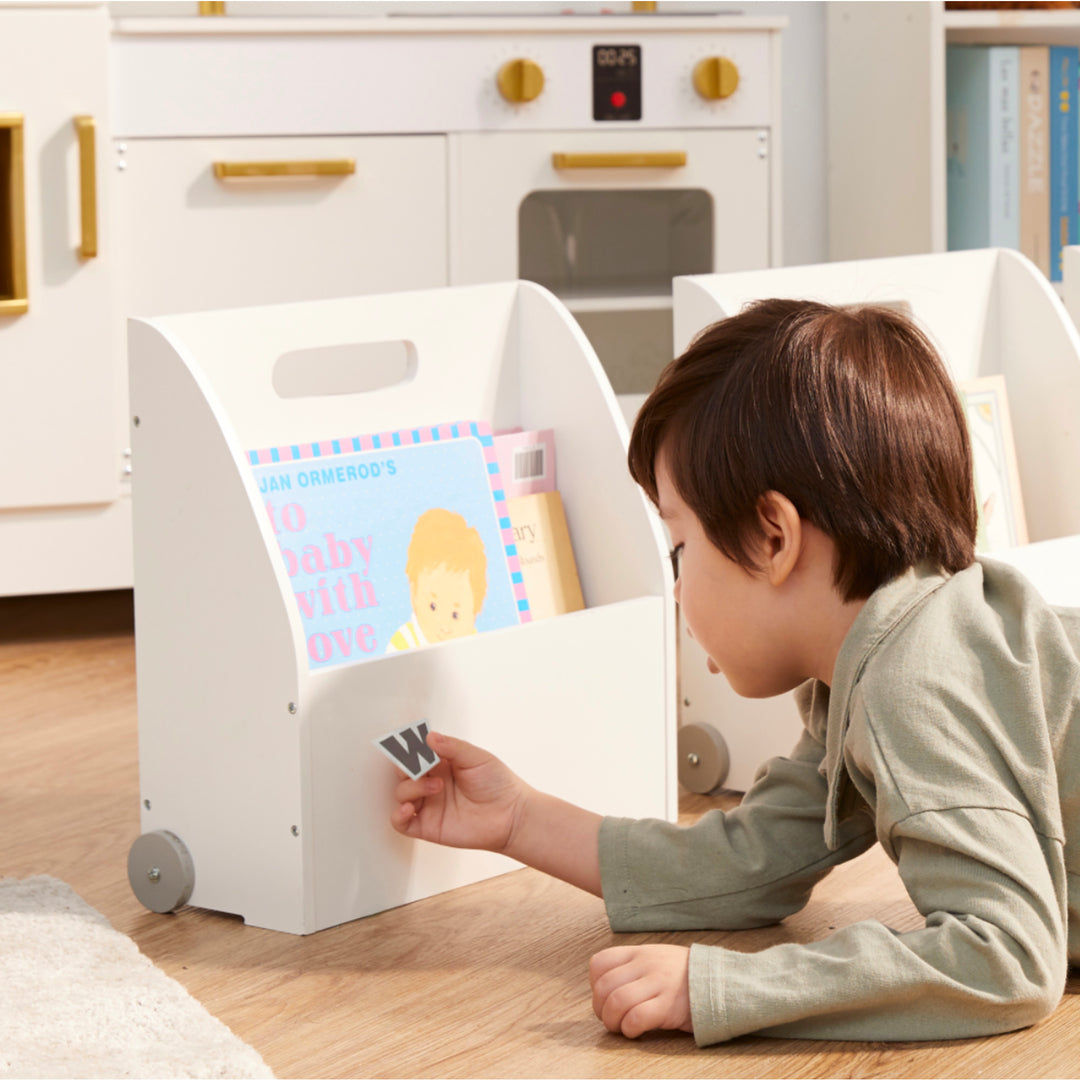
[126,280,677,934]
[826,2,1080,270]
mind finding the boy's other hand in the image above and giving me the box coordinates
[390,731,527,856]
[590,945,693,1039]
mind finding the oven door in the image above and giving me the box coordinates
[450,129,770,393]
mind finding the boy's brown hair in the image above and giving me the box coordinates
[628,298,977,601]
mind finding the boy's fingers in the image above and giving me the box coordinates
[425,730,489,768]
[591,951,645,1022]
[618,997,665,1040]
[390,801,420,833]
[394,775,442,804]
[598,979,653,1035]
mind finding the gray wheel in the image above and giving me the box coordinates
[677,722,730,794]
[128,829,195,914]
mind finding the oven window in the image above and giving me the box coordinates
[518,189,713,300]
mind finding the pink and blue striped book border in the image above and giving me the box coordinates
[248,420,531,622]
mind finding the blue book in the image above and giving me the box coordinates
[947,45,1021,252]
[1050,45,1079,281]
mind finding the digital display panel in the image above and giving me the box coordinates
[592,44,642,121]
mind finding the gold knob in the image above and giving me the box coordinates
[693,56,740,101]
[497,58,545,104]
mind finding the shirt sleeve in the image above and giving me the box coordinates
[599,719,877,933]
[688,805,1068,1045]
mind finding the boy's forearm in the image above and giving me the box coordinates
[507,788,604,897]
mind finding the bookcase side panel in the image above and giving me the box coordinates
[129,318,312,933]
[515,283,670,608]
[994,251,1080,542]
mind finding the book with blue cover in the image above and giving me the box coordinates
[249,420,531,670]
[1049,45,1078,281]
[947,45,1021,253]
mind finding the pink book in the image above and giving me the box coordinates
[492,428,556,498]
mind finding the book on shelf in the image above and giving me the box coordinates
[1049,45,1078,281]
[506,490,585,621]
[947,44,1021,252]
[493,427,586,620]
[1020,45,1051,277]
[958,374,1029,552]
[492,427,557,498]
[247,420,531,669]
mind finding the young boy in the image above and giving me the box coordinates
[390,299,1080,1045]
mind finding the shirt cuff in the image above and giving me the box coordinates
[689,943,732,1046]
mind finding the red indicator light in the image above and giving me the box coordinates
[610,91,627,108]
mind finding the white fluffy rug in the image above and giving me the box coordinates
[0,876,274,1079]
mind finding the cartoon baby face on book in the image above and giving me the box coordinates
[386,508,488,651]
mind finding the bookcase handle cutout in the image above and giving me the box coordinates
[272,340,418,399]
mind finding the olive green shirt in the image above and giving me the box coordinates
[599,559,1080,1045]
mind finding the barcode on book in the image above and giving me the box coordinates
[513,444,547,482]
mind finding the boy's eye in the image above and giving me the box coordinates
[429,602,437,611]
[452,611,459,620]
[669,544,684,580]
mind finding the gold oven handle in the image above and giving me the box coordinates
[74,115,98,259]
[1,112,28,315]
[551,151,688,169]
[213,159,356,179]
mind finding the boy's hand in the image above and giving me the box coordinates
[590,945,694,1039]
[390,731,527,856]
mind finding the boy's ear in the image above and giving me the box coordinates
[754,491,803,586]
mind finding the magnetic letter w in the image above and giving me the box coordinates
[376,721,438,779]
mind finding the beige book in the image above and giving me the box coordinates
[507,491,585,620]
[1019,46,1051,277]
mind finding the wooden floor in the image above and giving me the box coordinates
[2,590,1078,1080]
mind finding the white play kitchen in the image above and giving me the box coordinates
[0,1,782,597]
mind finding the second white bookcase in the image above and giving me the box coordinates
[672,248,1080,788]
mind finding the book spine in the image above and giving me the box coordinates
[1019,46,1051,276]
[989,46,1021,250]
[1049,46,1079,281]
[947,45,992,251]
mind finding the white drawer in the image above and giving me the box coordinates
[114,133,448,322]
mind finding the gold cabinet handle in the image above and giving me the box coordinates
[213,159,356,179]
[74,115,98,259]
[0,112,28,315]
[552,151,687,169]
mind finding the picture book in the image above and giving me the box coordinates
[946,45,1020,252]
[1019,46,1050,277]
[507,491,585,621]
[959,375,1028,552]
[249,420,531,670]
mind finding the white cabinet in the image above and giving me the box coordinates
[826,2,1080,264]
[0,7,120,511]
[115,135,447,318]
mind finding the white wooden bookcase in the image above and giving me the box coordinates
[826,2,1080,264]
[672,249,1080,787]
[127,280,676,934]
